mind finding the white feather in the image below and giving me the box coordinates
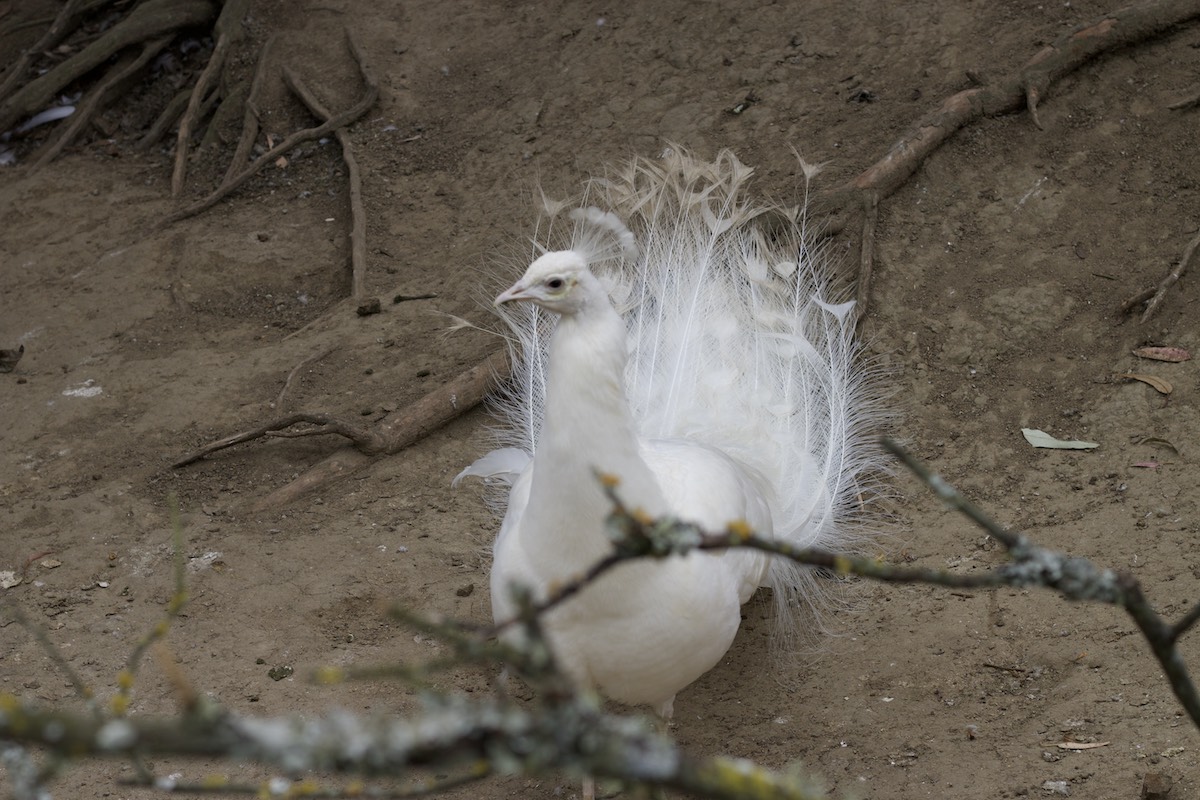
[459,147,885,716]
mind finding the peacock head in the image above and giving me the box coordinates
[495,250,600,315]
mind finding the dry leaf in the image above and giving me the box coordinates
[1057,741,1110,750]
[1133,346,1191,363]
[1120,373,1173,394]
[274,156,288,169]
[1133,436,1180,455]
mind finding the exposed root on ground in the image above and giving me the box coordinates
[1120,227,1200,322]
[0,0,216,133]
[170,0,251,196]
[162,28,378,225]
[813,0,1200,323]
[174,350,512,509]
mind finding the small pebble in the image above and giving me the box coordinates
[267,665,294,681]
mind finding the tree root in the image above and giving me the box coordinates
[1168,85,1200,110]
[163,28,378,226]
[170,0,251,196]
[171,0,1200,507]
[282,63,373,306]
[30,35,171,170]
[137,88,192,151]
[222,35,276,182]
[172,412,387,469]
[174,349,512,509]
[1120,227,1200,322]
[0,0,90,106]
[0,0,217,134]
[852,191,880,326]
[273,346,337,411]
[816,0,1200,321]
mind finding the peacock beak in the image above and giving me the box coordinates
[494,281,531,306]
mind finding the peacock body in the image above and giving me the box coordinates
[456,148,882,718]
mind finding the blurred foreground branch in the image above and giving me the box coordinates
[4,440,1198,800]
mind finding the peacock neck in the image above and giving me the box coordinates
[525,301,666,568]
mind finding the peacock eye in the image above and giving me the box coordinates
[546,276,565,290]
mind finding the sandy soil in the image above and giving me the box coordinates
[2,1,1199,797]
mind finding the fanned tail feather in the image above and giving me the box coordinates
[480,146,886,648]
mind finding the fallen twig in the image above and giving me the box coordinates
[172,412,385,468]
[1168,84,1200,109]
[1120,226,1200,322]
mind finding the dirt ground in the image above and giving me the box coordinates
[3,1,1200,797]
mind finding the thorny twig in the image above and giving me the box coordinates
[112,505,192,717]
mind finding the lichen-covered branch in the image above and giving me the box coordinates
[563,440,1200,729]
[0,673,826,800]
[9,438,1200,798]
